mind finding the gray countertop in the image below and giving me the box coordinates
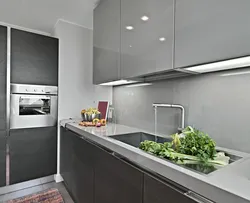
[60,119,250,203]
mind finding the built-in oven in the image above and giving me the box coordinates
[10,84,58,129]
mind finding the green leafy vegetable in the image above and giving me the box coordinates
[177,126,217,162]
[139,126,229,167]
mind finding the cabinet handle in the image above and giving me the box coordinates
[184,191,214,203]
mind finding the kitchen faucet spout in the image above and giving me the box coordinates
[152,103,185,133]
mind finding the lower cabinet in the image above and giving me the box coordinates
[9,127,57,184]
[143,173,197,203]
[61,127,143,203]
[60,127,74,193]
[94,146,143,203]
[61,128,203,203]
[60,127,95,203]
[0,131,6,187]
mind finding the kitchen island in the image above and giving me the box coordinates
[60,119,250,203]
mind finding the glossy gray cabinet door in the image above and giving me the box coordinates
[0,25,7,131]
[121,0,174,78]
[175,0,250,68]
[11,29,58,85]
[9,127,57,184]
[0,131,6,187]
[93,0,121,84]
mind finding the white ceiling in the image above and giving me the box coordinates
[0,0,98,34]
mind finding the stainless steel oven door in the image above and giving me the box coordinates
[10,94,58,129]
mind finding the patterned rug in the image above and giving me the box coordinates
[5,188,64,203]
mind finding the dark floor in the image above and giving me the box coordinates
[0,182,74,203]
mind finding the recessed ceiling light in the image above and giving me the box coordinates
[159,37,166,42]
[141,16,149,21]
[129,45,132,48]
[126,26,134,30]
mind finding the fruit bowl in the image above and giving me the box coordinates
[81,108,101,121]
[81,113,101,122]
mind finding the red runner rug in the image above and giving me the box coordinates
[5,188,64,203]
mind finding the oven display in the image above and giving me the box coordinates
[19,97,51,116]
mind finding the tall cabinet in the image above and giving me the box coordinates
[0,25,7,187]
[0,26,58,187]
[121,0,174,78]
[8,28,58,184]
[175,0,250,68]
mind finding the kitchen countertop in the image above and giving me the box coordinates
[61,119,250,203]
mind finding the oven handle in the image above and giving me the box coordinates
[11,94,51,99]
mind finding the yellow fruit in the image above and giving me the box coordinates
[100,119,106,126]
[92,118,100,124]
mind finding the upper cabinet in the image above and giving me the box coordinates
[93,0,250,84]
[121,0,174,78]
[11,29,58,86]
[175,0,250,69]
[93,0,121,84]
[0,26,7,131]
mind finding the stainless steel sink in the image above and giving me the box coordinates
[110,132,242,175]
[110,132,172,148]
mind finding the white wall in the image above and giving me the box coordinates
[54,20,112,120]
[54,20,112,178]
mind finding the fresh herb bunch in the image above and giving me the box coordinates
[177,126,217,162]
[139,126,223,165]
[139,140,199,162]
[139,139,229,166]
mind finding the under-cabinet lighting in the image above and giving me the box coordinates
[99,80,138,86]
[220,70,250,77]
[126,83,152,88]
[184,56,250,73]
[141,16,149,21]
[126,26,134,30]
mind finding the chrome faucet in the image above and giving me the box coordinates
[152,103,185,134]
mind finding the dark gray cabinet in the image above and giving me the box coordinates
[94,146,143,203]
[9,127,57,184]
[11,29,58,85]
[61,127,143,203]
[60,127,74,193]
[60,127,95,203]
[0,25,7,131]
[0,131,6,187]
[143,173,197,203]
[121,0,174,78]
[93,0,121,84]
[61,128,208,203]
[175,0,250,69]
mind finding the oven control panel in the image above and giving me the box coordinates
[11,84,58,95]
